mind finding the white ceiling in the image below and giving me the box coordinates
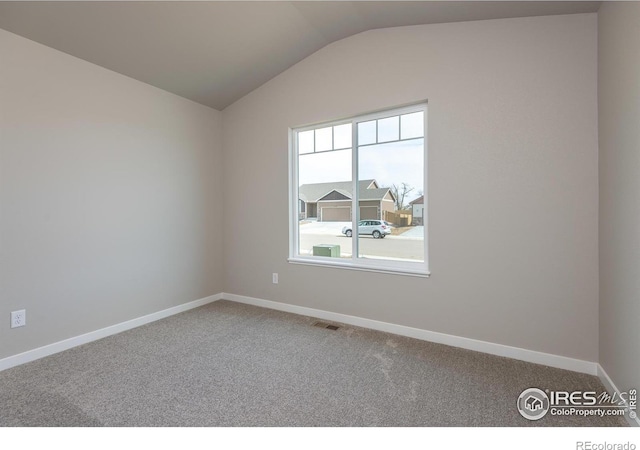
[0,1,601,110]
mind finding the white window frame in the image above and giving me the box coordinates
[288,102,429,277]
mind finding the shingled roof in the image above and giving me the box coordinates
[299,179,395,203]
[410,195,424,205]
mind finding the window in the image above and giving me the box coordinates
[289,103,428,276]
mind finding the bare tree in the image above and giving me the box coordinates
[389,182,414,211]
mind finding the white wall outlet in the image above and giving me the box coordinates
[11,309,26,328]
[272,273,278,284]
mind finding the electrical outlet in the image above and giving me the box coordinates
[272,273,278,284]
[11,310,26,328]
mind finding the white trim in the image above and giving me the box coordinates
[293,118,352,134]
[290,101,429,277]
[289,127,300,258]
[0,294,222,373]
[352,114,359,259]
[423,106,430,274]
[597,364,640,427]
[355,102,428,124]
[223,293,597,375]
[288,257,430,277]
[0,291,609,389]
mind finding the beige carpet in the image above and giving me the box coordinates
[0,300,628,426]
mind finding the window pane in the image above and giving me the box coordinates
[358,120,376,146]
[298,149,352,259]
[292,104,427,274]
[377,116,399,143]
[333,123,352,149]
[357,139,424,262]
[400,112,424,140]
[315,126,333,152]
[298,130,314,154]
[299,150,351,185]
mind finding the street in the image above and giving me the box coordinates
[299,222,424,261]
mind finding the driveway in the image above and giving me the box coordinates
[398,226,424,238]
[299,221,350,235]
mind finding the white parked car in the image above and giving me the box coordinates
[341,220,392,239]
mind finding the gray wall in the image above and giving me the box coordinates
[598,3,640,392]
[222,14,599,361]
[0,29,223,359]
[1,13,611,371]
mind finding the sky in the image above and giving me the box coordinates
[298,111,424,204]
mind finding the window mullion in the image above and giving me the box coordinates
[352,120,358,261]
[331,126,334,150]
[375,119,378,144]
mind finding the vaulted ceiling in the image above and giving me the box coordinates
[0,1,601,110]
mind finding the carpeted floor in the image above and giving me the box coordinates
[0,300,628,427]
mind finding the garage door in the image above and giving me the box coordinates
[359,206,379,220]
[321,207,351,222]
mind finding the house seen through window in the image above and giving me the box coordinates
[290,103,428,276]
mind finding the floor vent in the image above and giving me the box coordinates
[312,321,340,331]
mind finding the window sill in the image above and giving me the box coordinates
[288,257,430,278]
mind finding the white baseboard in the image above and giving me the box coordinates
[222,292,598,376]
[598,364,640,427]
[2,290,634,426]
[0,293,222,373]
[0,291,605,383]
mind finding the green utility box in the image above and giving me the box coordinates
[313,244,340,257]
